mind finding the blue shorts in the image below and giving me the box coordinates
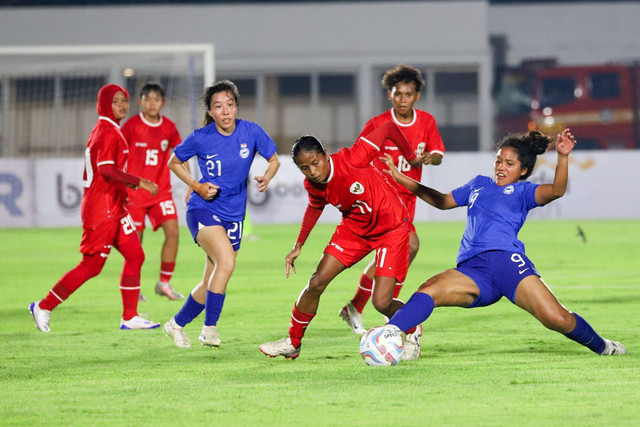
[455,250,539,308]
[185,209,243,251]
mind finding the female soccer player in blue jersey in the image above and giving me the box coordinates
[381,128,626,356]
[163,80,280,348]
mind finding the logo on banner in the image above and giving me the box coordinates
[0,173,23,216]
[57,173,82,212]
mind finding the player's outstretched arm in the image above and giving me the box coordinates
[254,153,280,192]
[535,128,577,206]
[381,153,457,210]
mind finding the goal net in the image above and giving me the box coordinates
[0,44,214,158]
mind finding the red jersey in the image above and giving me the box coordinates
[122,113,181,207]
[304,135,411,238]
[81,116,130,229]
[361,108,445,204]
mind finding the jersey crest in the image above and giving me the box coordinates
[161,139,169,151]
[350,181,364,195]
[239,143,250,159]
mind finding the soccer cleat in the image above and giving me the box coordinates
[600,339,627,355]
[338,301,366,335]
[29,301,51,333]
[138,293,149,302]
[155,282,184,300]
[120,315,161,330]
[401,324,422,360]
[199,325,221,347]
[163,318,191,348]
[259,337,300,359]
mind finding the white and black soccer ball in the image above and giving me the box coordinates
[359,325,403,366]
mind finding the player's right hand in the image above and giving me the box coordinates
[195,182,219,200]
[285,244,302,278]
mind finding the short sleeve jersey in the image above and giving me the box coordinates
[451,175,539,264]
[122,113,182,207]
[81,117,130,229]
[363,109,445,203]
[173,119,277,221]
[304,136,410,237]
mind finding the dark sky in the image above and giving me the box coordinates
[0,0,636,7]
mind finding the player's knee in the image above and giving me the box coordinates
[307,274,329,296]
[371,295,391,314]
[538,307,573,333]
[79,256,105,280]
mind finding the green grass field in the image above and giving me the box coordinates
[1,220,639,426]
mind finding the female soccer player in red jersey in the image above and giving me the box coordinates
[122,82,184,301]
[29,84,161,332]
[259,121,430,360]
[339,64,445,336]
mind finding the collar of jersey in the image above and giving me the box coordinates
[98,116,121,129]
[139,112,164,127]
[391,108,417,127]
[325,156,335,183]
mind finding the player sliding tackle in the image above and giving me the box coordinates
[260,121,432,360]
[380,128,626,356]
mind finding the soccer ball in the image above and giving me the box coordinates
[359,325,404,366]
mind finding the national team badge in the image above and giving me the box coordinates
[239,142,250,159]
[503,185,514,195]
[350,181,364,194]
[161,139,169,151]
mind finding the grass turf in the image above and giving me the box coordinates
[1,220,639,425]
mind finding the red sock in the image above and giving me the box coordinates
[118,239,144,320]
[120,274,140,320]
[159,261,175,283]
[40,254,105,311]
[288,305,315,348]
[351,274,373,313]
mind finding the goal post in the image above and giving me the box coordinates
[0,43,215,158]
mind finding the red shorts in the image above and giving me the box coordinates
[127,197,178,231]
[79,213,140,256]
[324,224,410,283]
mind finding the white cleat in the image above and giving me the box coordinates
[402,324,422,360]
[600,339,627,355]
[338,301,366,335]
[259,337,300,359]
[199,325,221,347]
[29,301,51,333]
[120,315,160,330]
[163,318,191,348]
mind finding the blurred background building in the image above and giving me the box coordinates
[2,0,638,158]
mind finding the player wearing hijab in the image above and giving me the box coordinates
[29,84,161,332]
[259,121,431,360]
[340,64,445,336]
[381,129,627,357]
[122,82,184,301]
[163,80,279,349]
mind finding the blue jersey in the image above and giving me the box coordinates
[451,175,539,264]
[174,119,277,221]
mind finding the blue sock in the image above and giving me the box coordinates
[204,291,226,327]
[389,292,435,333]
[173,294,205,327]
[565,313,606,354]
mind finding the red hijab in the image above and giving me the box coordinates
[96,84,129,124]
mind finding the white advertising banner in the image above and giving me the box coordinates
[0,159,34,227]
[1,150,639,228]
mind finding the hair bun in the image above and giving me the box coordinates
[528,131,551,155]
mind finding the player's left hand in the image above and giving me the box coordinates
[409,150,432,168]
[139,179,159,196]
[285,243,302,278]
[381,153,402,182]
[556,128,577,157]
[254,175,270,192]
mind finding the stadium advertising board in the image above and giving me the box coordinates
[0,151,639,228]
